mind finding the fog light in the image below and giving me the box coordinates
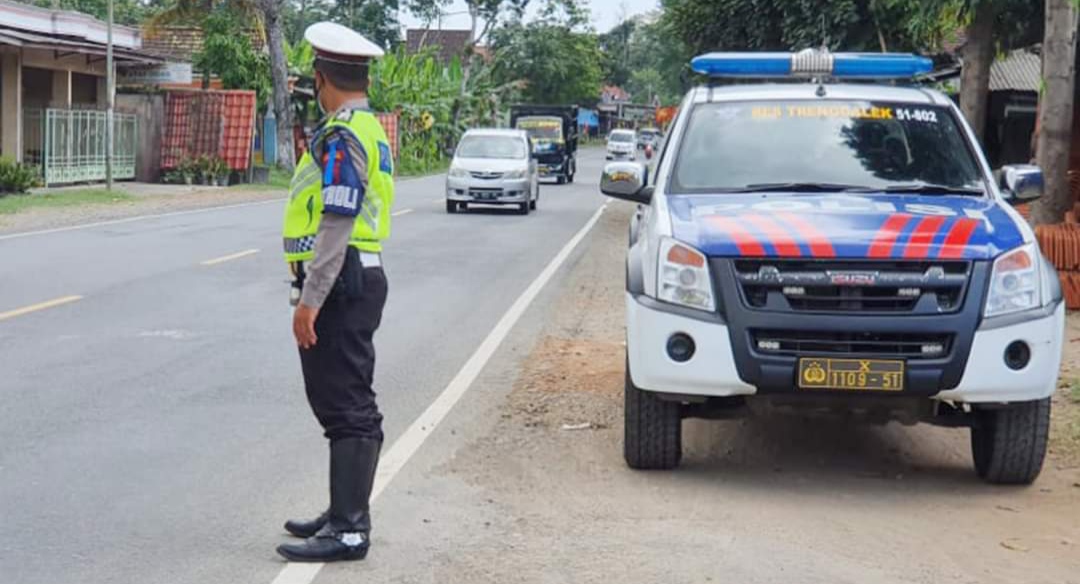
[1004,341,1030,371]
[667,333,696,363]
[757,339,780,351]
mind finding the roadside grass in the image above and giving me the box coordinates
[398,157,450,178]
[230,167,292,191]
[1051,377,1080,465]
[0,189,134,215]
[230,161,447,191]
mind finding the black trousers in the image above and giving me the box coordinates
[299,265,388,442]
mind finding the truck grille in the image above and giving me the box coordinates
[751,330,954,360]
[732,260,970,314]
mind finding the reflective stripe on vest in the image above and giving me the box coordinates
[282,110,395,262]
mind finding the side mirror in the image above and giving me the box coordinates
[601,161,653,204]
[998,164,1043,204]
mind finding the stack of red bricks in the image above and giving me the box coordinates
[1032,171,1080,308]
[160,89,257,171]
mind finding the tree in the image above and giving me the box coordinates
[195,5,271,106]
[1032,0,1079,225]
[600,12,691,105]
[256,0,296,170]
[489,4,603,105]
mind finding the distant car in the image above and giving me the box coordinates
[637,127,662,150]
[606,129,637,160]
[446,129,540,215]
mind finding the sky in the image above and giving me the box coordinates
[398,0,660,34]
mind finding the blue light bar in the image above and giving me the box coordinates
[690,50,933,79]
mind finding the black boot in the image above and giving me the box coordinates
[277,438,381,563]
[284,510,328,539]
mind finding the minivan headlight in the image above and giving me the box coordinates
[657,238,715,312]
[504,169,527,179]
[985,243,1042,317]
[448,166,469,178]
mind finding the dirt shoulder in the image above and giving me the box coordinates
[0,184,284,236]
[424,203,1080,583]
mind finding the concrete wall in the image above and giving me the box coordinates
[1,51,22,161]
[117,93,163,183]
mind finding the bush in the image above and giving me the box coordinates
[0,158,40,195]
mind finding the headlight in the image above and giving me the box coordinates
[504,169,527,179]
[985,243,1041,318]
[657,238,715,311]
[448,166,469,178]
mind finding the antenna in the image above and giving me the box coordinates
[820,14,829,50]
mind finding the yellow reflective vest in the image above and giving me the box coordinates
[282,109,395,263]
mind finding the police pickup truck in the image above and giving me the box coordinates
[601,51,1064,485]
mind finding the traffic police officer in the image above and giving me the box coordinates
[276,22,394,563]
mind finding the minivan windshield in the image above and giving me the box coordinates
[609,131,635,143]
[456,135,527,160]
[671,101,984,194]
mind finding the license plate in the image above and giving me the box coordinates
[798,358,904,391]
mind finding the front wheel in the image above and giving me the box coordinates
[445,200,457,214]
[518,201,530,215]
[624,362,682,470]
[970,398,1050,485]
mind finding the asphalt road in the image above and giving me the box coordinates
[0,148,609,584]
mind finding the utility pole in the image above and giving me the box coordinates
[105,0,114,190]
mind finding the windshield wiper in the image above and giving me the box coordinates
[729,182,874,193]
[879,183,984,195]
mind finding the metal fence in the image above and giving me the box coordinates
[22,108,137,186]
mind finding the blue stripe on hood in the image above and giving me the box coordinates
[668,193,1024,260]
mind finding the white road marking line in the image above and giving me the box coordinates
[270,564,322,584]
[0,295,83,322]
[391,208,413,217]
[201,248,260,266]
[269,201,609,584]
[0,199,285,242]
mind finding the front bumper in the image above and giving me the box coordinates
[626,292,1064,404]
[446,176,531,204]
[606,150,635,160]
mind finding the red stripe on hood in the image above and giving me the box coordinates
[902,216,948,259]
[775,212,836,257]
[705,215,766,256]
[742,215,802,257]
[868,213,913,258]
[938,218,980,259]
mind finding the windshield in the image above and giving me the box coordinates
[516,117,563,141]
[456,135,527,159]
[610,132,634,143]
[671,101,984,193]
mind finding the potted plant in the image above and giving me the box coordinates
[197,156,213,186]
[212,157,229,187]
[178,157,196,185]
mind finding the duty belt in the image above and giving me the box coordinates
[289,252,382,278]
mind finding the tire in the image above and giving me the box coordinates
[624,363,682,470]
[518,201,530,215]
[445,200,457,214]
[970,398,1050,485]
[556,174,566,185]
[567,172,574,184]
[529,190,538,210]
